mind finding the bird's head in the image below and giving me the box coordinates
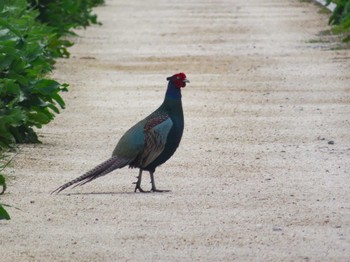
[167,72,190,89]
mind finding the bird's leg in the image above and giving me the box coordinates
[134,169,146,193]
[150,171,170,193]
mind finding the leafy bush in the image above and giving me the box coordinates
[0,0,104,219]
[0,155,10,220]
[0,0,68,148]
[28,0,102,37]
[0,174,10,220]
[0,0,104,149]
[0,154,20,220]
[327,0,350,41]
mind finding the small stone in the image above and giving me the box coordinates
[273,226,283,231]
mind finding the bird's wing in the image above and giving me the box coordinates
[140,112,173,167]
[112,119,147,159]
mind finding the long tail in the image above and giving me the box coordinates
[52,156,130,194]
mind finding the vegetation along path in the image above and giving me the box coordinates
[1,0,350,260]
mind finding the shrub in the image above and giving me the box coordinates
[327,0,350,41]
[28,0,102,37]
[0,1,67,147]
[0,0,104,219]
[0,174,10,220]
[0,0,104,149]
[0,0,68,148]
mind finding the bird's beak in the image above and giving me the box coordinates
[183,78,190,83]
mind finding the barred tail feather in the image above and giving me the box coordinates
[52,156,130,194]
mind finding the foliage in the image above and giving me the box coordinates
[0,153,20,220]
[326,0,350,41]
[0,0,104,150]
[0,204,10,220]
[0,0,104,219]
[0,174,10,220]
[0,0,68,149]
[28,0,102,37]
[0,174,6,195]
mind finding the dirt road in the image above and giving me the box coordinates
[1,0,350,260]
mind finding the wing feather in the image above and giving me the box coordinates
[141,113,173,168]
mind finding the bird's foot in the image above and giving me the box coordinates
[149,172,170,193]
[151,187,171,193]
[133,184,170,193]
[133,183,147,193]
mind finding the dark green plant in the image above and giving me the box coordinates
[326,0,350,41]
[0,0,68,148]
[28,0,102,37]
[0,173,10,220]
[0,172,21,220]
[90,0,105,7]
[0,0,104,220]
[0,174,6,195]
[0,205,10,220]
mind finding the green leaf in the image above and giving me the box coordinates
[0,108,26,127]
[0,174,6,195]
[28,110,53,126]
[31,79,61,95]
[51,93,66,109]
[45,102,60,114]
[0,17,22,39]
[0,205,10,220]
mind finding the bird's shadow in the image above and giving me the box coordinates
[64,191,134,196]
[53,191,171,196]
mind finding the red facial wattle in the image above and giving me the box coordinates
[172,72,189,89]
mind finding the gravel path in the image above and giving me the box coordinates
[1,0,350,260]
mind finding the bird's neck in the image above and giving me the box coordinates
[165,81,182,100]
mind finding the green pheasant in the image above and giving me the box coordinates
[52,73,189,193]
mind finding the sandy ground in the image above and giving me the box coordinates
[1,0,350,261]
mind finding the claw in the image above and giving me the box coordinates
[133,169,170,193]
[149,171,169,193]
[133,169,144,192]
[151,188,171,193]
[134,185,148,193]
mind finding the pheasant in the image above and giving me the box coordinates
[52,72,189,193]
